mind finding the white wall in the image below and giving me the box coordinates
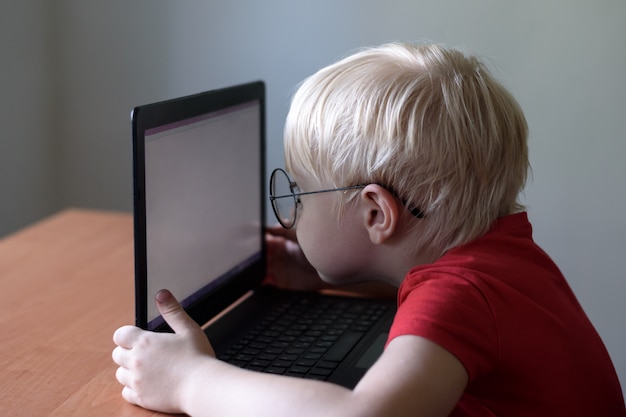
[4,0,625,397]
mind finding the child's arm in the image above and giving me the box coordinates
[113,290,467,417]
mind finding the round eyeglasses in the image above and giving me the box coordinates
[269,168,426,229]
[269,168,366,229]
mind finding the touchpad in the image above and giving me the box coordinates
[356,333,388,369]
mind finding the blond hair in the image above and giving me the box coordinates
[284,42,529,257]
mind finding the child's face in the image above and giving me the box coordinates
[292,174,374,285]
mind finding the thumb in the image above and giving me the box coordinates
[155,289,196,334]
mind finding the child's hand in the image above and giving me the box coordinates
[112,289,216,414]
[264,224,327,291]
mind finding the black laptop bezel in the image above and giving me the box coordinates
[131,81,267,331]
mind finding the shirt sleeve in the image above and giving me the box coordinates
[388,272,499,382]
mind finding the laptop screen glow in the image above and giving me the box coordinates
[143,101,262,329]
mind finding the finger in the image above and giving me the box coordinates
[155,289,198,334]
[115,365,133,387]
[265,234,282,265]
[262,273,277,286]
[265,222,284,233]
[121,385,140,407]
[265,224,298,241]
[113,325,143,348]
[112,346,127,367]
[112,345,136,369]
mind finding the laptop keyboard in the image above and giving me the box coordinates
[217,295,391,381]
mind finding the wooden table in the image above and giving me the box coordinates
[0,209,168,416]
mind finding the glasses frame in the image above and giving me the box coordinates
[269,168,425,229]
[269,168,366,229]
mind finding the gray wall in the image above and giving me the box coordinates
[2,0,625,396]
[1,1,59,231]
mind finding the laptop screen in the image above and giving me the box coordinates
[132,82,266,331]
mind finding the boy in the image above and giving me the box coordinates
[112,43,625,416]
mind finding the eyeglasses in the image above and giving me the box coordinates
[269,168,366,229]
[269,168,425,229]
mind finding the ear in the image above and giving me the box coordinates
[358,184,400,245]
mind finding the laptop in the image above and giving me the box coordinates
[131,81,396,388]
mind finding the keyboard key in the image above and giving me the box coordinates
[296,359,316,367]
[302,353,322,360]
[316,361,338,370]
[310,368,332,377]
[289,366,310,374]
[266,367,287,375]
